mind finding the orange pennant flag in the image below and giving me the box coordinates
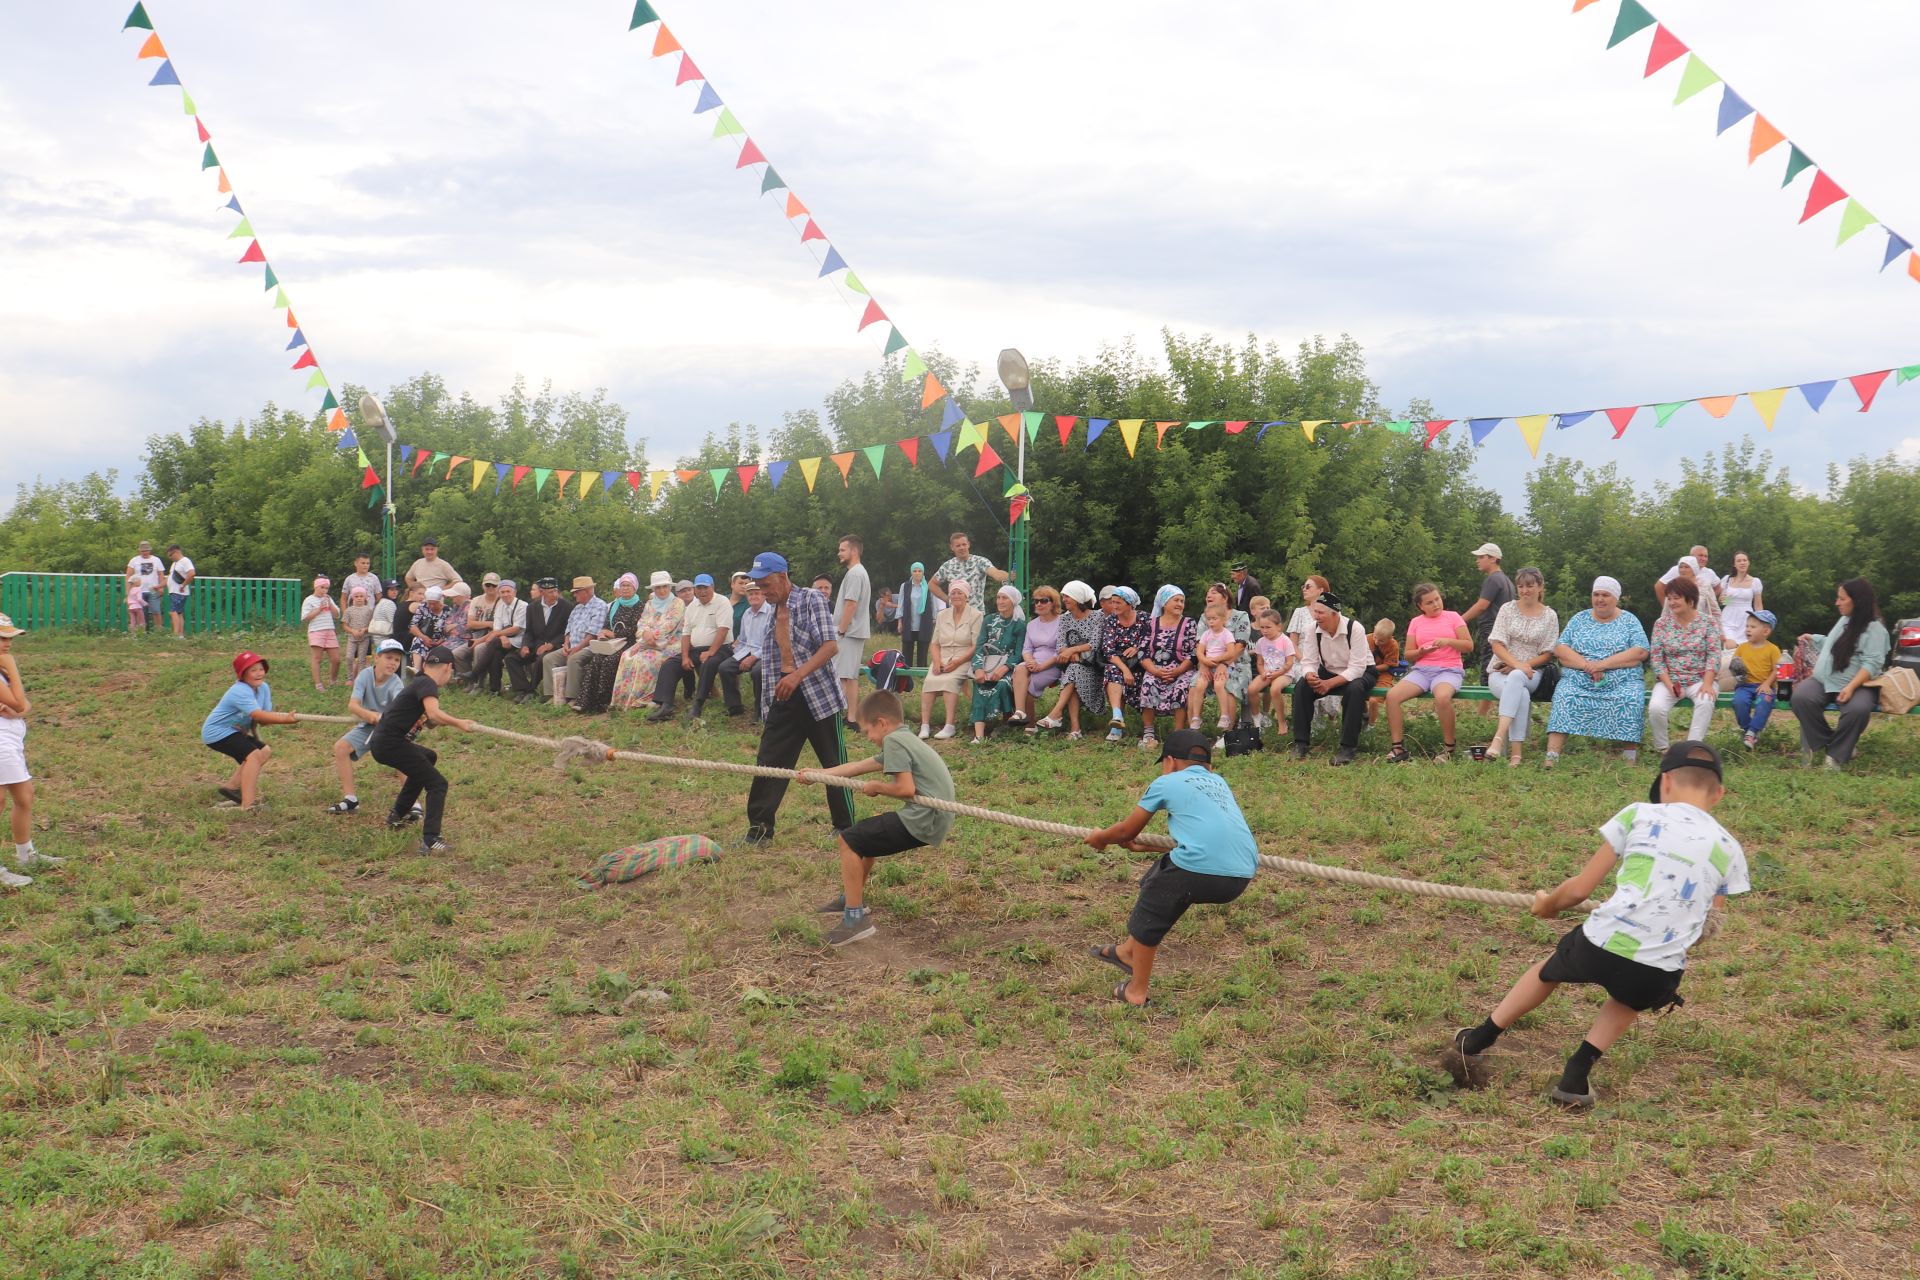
[651,24,680,57]
[1696,395,1737,419]
[554,469,576,496]
[1910,251,1920,283]
[217,169,231,193]
[1154,420,1180,448]
[996,413,1021,444]
[445,455,469,479]
[675,469,700,485]
[137,33,167,59]
[327,409,348,431]
[286,309,298,328]
[920,374,946,409]
[974,442,1003,477]
[1571,0,1603,9]
[1746,388,1789,431]
[784,192,808,219]
[1747,115,1785,165]
[831,452,855,484]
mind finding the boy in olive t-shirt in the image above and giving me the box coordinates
[799,689,955,948]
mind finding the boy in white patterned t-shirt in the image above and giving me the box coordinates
[1443,742,1749,1108]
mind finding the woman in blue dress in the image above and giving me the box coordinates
[1135,584,1198,747]
[1545,576,1650,766]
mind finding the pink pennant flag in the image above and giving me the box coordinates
[799,218,826,242]
[736,139,766,168]
[1799,171,1847,223]
[237,239,265,263]
[1605,407,1638,438]
[675,55,703,86]
[195,117,209,143]
[857,298,887,330]
[1223,420,1250,434]
[1643,25,1687,77]
[1850,369,1892,412]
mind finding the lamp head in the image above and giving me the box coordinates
[358,393,397,445]
[996,348,1030,393]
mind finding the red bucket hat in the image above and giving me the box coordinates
[232,651,270,680]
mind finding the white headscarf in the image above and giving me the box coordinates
[997,583,1025,621]
[1591,575,1622,597]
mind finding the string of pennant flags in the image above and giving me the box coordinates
[364,357,1920,519]
[1581,0,1918,283]
[117,3,389,500]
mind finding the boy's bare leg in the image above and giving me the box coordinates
[333,739,357,798]
[1584,998,1639,1052]
[837,838,875,909]
[1114,936,1157,1005]
[1490,958,1558,1028]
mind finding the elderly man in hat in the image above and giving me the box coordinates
[439,582,475,677]
[469,579,525,695]
[404,537,461,595]
[740,552,854,844]
[549,575,608,706]
[510,577,570,701]
[654,573,732,721]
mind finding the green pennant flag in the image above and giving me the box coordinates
[760,166,785,195]
[841,270,867,295]
[708,468,727,496]
[272,287,290,308]
[1383,420,1412,434]
[533,467,553,494]
[862,444,887,478]
[1653,400,1689,427]
[1606,0,1655,48]
[1781,145,1813,187]
[368,488,383,509]
[201,144,219,171]
[628,0,660,29]
[1022,411,1044,443]
[305,370,326,390]
[1835,199,1877,246]
[1185,420,1220,431]
[227,217,254,240]
[1896,364,1920,385]
[1672,55,1719,104]
[180,90,195,115]
[356,448,372,468]
[263,265,279,290]
[429,452,450,470]
[712,108,744,139]
[124,3,152,31]
[902,349,927,380]
[320,390,338,412]
[882,327,908,356]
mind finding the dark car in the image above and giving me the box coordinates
[1895,617,1920,676]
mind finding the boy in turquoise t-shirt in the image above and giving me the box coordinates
[1085,729,1259,1007]
[1443,742,1750,1108]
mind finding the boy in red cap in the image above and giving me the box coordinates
[200,651,300,809]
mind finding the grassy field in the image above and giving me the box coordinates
[2,630,1917,1280]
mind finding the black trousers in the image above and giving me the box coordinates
[505,647,543,694]
[1291,664,1380,750]
[471,641,509,693]
[746,697,854,836]
[718,654,761,716]
[370,738,447,841]
[899,629,930,669]
[689,644,734,709]
[653,651,708,709]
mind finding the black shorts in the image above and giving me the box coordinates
[840,811,926,859]
[1127,853,1251,947]
[206,732,265,764]
[1538,925,1685,1012]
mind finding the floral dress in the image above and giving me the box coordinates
[967,612,1027,724]
[1221,609,1253,702]
[1136,615,1198,713]
[1099,611,1153,707]
[577,598,642,714]
[1060,609,1105,709]
[610,597,685,710]
[1651,609,1721,692]
[1546,608,1650,743]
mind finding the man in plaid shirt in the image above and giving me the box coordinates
[744,551,854,844]
[549,575,609,706]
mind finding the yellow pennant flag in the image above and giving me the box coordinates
[1301,420,1328,442]
[1515,415,1551,459]
[648,470,669,500]
[1746,388,1789,431]
[471,459,487,490]
[1117,419,1144,456]
[799,457,822,491]
[577,470,597,497]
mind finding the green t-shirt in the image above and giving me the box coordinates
[876,726,955,845]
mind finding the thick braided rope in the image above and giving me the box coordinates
[290,714,1591,911]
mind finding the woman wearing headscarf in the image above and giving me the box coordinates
[917,579,981,739]
[575,572,644,715]
[967,585,1029,741]
[1188,581,1252,745]
[1008,585,1063,727]
[610,571,686,711]
[897,561,939,669]
[1544,576,1650,766]
[1132,585,1197,748]
[1790,577,1891,769]
[1036,580,1101,739]
[1099,586,1152,744]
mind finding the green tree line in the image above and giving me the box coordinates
[5,334,1917,638]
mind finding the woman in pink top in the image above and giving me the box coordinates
[1384,582,1472,762]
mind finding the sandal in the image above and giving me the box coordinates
[325,799,359,815]
[1106,724,1125,743]
[1068,731,1083,741]
[1433,742,1454,763]
[1008,711,1029,725]
[1137,732,1158,751]
[1385,743,1411,764]
[1089,944,1132,977]
[1112,981,1150,1008]
[1484,731,1506,761]
[1036,716,1062,730]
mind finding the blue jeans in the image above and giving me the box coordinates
[141,589,162,629]
[1487,667,1544,741]
[1731,683,1775,736]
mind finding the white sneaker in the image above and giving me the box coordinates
[918,723,931,739]
[933,724,957,740]
[16,849,63,869]
[0,867,31,889]
[1213,735,1226,754]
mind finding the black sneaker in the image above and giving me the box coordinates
[1289,744,1309,761]
[648,708,676,723]
[216,786,243,804]
[816,893,847,914]
[419,836,453,855]
[1549,1085,1596,1110]
[385,810,420,829]
[827,916,877,947]
[326,798,359,815]
[1330,747,1357,766]
[742,825,774,846]
[1440,1028,1490,1089]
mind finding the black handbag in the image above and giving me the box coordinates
[1533,662,1561,702]
[1224,715,1264,756]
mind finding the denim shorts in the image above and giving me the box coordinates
[1400,665,1464,694]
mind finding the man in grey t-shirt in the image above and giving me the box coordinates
[1460,542,1514,682]
[834,534,872,724]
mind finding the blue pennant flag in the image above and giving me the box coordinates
[693,82,722,113]
[400,445,415,465]
[1468,417,1503,444]
[1714,87,1753,136]
[337,429,357,450]
[492,461,509,493]
[1085,418,1111,447]
[928,430,953,463]
[817,246,848,277]
[767,459,789,489]
[1799,380,1836,412]
[285,328,306,351]
[224,196,243,214]
[602,471,618,492]
[1556,411,1594,430]
[1257,421,1282,441]
[1882,232,1912,271]
[149,60,181,87]
[939,398,964,430]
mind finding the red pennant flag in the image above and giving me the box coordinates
[651,24,680,57]
[327,409,348,431]
[857,298,887,330]
[735,464,758,492]
[1223,420,1249,434]
[974,442,1002,477]
[1007,495,1030,526]
[291,349,316,370]
[831,452,855,484]
[361,466,380,490]
[897,437,920,466]
[1850,369,1892,412]
[675,54,702,85]
[237,239,265,263]
[1055,415,1078,447]
[195,117,210,143]
[1799,171,1847,223]
[784,193,808,219]
[1422,419,1453,448]
[799,218,826,243]
[511,464,530,489]
[1643,25,1687,77]
[920,374,945,408]
[736,139,766,168]
[626,471,641,494]
[411,452,431,478]
[1605,407,1638,438]
[1154,420,1180,448]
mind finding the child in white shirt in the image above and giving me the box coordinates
[302,576,342,690]
[1246,610,1295,730]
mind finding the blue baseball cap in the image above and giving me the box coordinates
[746,552,788,580]
[1751,609,1777,629]
[693,573,714,588]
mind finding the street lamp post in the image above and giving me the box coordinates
[996,348,1032,599]
[358,393,400,581]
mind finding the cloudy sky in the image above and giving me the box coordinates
[4,0,1917,514]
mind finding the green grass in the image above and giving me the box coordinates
[2,629,1917,1278]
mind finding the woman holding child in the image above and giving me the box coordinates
[1188,583,1252,744]
[1134,585,1198,748]
[1544,577,1650,766]
[1481,567,1559,767]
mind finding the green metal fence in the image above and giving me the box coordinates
[0,573,301,634]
